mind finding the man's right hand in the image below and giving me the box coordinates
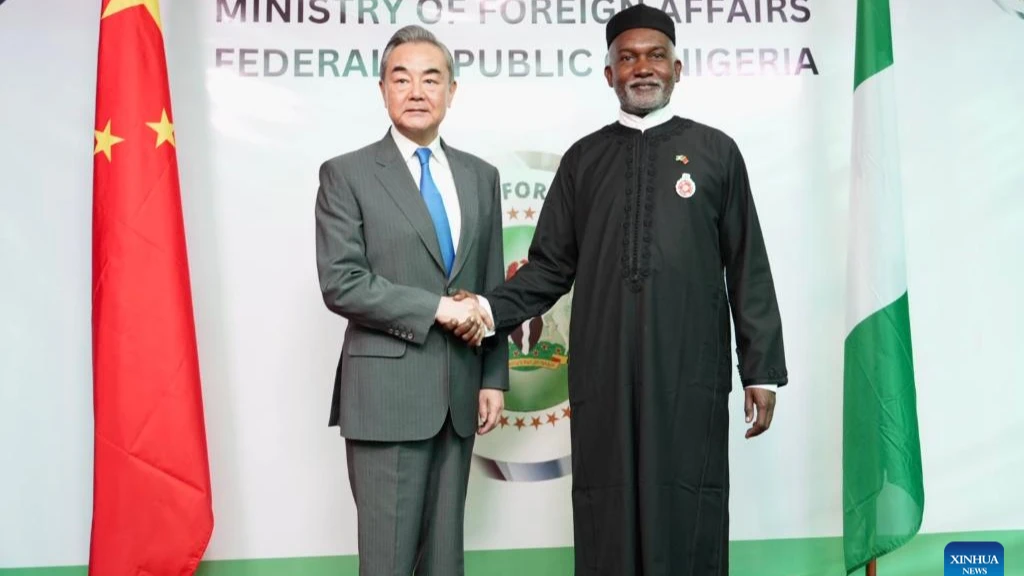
[439,290,494,345]
[445,290,493,344]
[435,296,489,346]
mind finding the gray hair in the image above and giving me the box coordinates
[380,25,456,83]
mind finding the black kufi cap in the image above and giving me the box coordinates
[605,3,676,47]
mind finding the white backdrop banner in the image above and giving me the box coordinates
[1,0,1022,572]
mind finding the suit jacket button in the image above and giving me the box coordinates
[447,287,455,296]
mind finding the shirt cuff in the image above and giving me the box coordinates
[747,384,778,391]
[478,296,496,337]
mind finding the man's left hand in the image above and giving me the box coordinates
[477,389,504,435]
[744,387,776,439]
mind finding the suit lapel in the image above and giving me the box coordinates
[446,143,478,282]
[374,134,446,273]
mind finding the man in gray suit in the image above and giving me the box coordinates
[314,25,508,576]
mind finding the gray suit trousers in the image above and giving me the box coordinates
[346,414,475,576]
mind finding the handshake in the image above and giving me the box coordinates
[434,290,492,347]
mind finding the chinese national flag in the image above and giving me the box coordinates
[91,1,213,574]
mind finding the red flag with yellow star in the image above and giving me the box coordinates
[91,1,213,573]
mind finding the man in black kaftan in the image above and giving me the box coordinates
[453,5,789,575]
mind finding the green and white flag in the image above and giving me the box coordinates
[843,0,925,573]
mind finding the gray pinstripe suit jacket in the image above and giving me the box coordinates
[315,130,509,442]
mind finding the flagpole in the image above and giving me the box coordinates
[866,559,877,576]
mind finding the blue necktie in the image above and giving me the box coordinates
[414,147,455,276]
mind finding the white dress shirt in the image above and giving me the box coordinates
[478,108,777,393]
[618,104,674,132]
[390,126,462,251]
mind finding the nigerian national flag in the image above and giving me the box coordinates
[843,0,925,573]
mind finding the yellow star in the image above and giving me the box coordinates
[146,109,175,149]
[101,0,162,32]
[94,120,125,162]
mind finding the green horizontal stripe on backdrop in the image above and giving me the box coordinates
[3,530,1020,576]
